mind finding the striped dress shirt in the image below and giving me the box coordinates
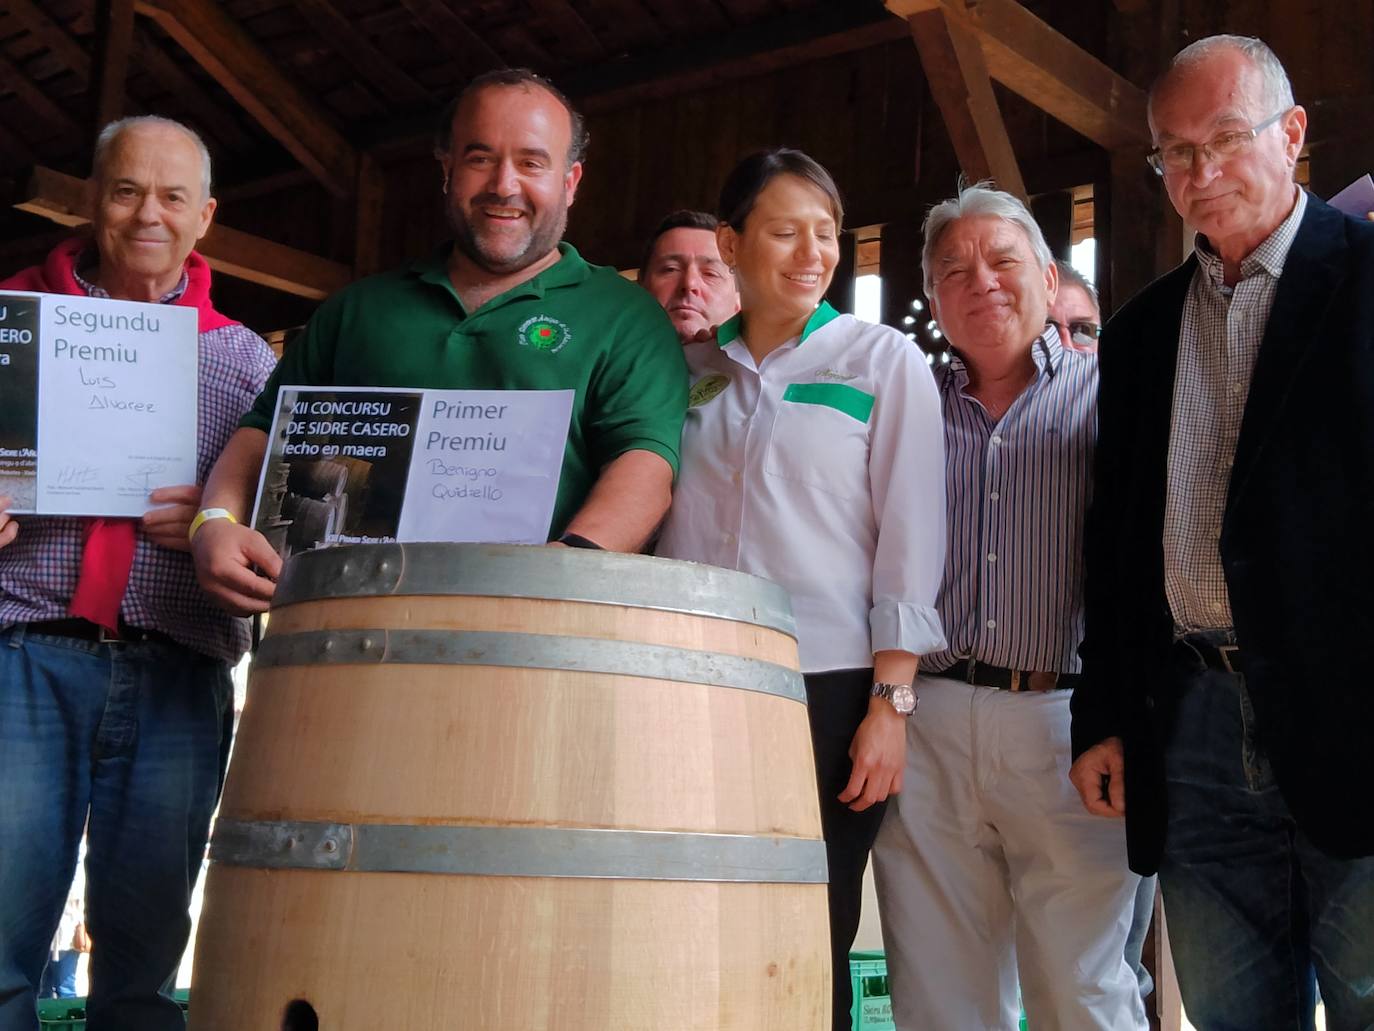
[1163,188,1306,631]
[923,326,1097,675]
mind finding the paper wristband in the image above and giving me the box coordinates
[188,508,238,544]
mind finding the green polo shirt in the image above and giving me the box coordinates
[243,242,688,537]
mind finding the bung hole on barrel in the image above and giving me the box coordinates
[281,998,319,1031]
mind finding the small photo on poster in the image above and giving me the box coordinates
[253,387,423,561]
[0,295,40,510]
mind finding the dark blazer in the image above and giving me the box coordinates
[1072,194,1374,874]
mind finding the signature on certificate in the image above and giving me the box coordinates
[55,465,99,487]
[125,463,169,492]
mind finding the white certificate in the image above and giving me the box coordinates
[252,386,573,559]
[0,291,198,516]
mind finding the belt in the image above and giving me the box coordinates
[1176,630,1242,675]
[25,618,179,648]
[941,658,1078,692]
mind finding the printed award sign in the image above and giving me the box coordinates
[0,291,198,516]
[252,385,573,559]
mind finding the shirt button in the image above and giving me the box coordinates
[987,552,997,562]
[989,491,1000,501]
[990,434,1003,445]
[731,471,742,486]
[986,619,996,630]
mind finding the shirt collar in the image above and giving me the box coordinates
[715,299,842,348]
[1194,187,1308,288]
[71,246,189,304]
[945,324,1061,389]
[413,241,592,313]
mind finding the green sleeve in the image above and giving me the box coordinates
[238,292,345,431]
[584,292,688,475]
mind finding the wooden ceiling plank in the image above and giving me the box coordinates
[4,0,92,80]
[132,30,254,152]
[394,0,504,77]
[135,0,358,196]
[0,49,82,139]
[886,0,1150,150]
[524,0,605,64]
[92,0,136,128]
[287,0,429,108]
[907,6,1025,200]
[15,164,350,298]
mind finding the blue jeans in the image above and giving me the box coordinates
[1159,653,1374,1031]
[37,951,78,999]
[0,626,233,1031]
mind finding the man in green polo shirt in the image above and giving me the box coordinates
[191,68,687,614]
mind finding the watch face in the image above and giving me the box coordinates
[892,684,917,714]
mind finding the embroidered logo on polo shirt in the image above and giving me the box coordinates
[688,373,730,407]
[517,314,571,354]
[815,368,857,382]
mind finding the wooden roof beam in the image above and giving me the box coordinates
[3,0,92,80]
[134,0,358,196]
[394,0,503,78]
[907,6,1026,202]
[886,0,1150,150]
[287,0,430,109]
[92,0,136,129]
[15,165,351,300]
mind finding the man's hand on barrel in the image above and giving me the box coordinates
[191,518,282,615]
[839,698,907,812]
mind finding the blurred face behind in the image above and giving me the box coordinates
[930,215,1057,361]
[718,174,840,328]
[440,84,583,276]
[92,123,216,300]
[1150,47,1304,258]
[642,227,739,342]
[1048,282,1101,353]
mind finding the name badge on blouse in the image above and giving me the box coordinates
[689,373,731,407]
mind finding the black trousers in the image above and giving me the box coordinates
[804,668,887,1031]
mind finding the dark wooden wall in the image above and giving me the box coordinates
[3,0,1372,337]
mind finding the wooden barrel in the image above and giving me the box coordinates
[189,543,829,1030]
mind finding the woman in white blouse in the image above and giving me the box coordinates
[655,148,946,1031]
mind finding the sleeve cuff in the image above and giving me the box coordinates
[599,437,681,477]
[870,601,947,656]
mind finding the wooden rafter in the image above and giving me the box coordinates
[92,0,136,129]
[287,0,429,109]
[523,0,605,64]
[394,0,503,77]
[15,165,350,299]
[3,0,92,80]
[886,0,1150,150]
[908,5,1026,200]
[131,30,255,152]
[134,0,358,196]
[0,49,82,141]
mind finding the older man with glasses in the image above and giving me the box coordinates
[1070,34,1374,1030]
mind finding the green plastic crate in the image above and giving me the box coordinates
[38,990,189,1030]
[848,951,1029,1030]
[849,950,895,1031]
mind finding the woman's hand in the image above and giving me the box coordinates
[0,496,17,549]
[838,696,908,812]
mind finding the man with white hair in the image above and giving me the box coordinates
[1070,34,1374,1028]
[872,183,1145,1030]
[0,116,275,1030]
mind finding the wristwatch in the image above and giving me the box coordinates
[871,681,917,715]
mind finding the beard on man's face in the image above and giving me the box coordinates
[447,191,569,276]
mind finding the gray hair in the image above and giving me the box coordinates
[921,181,1053,298]
[93,116,213,200]
[1148,35,1295,129]
[1054,262,1099,316]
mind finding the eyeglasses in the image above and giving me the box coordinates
[1048,319,1101,349]
[1146,109,1290,176]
